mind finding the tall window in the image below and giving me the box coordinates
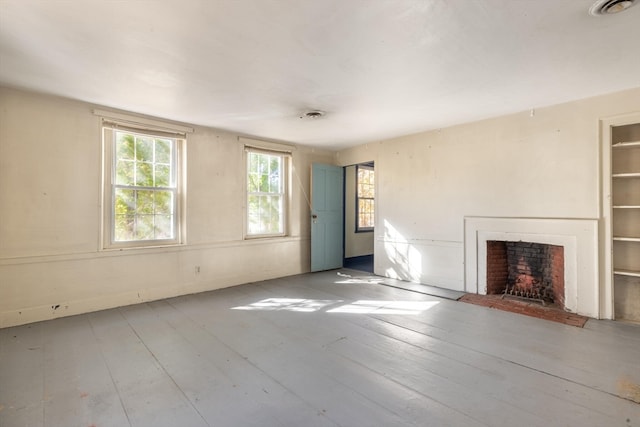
[246,148,288,237]
[356,164,374,231]
[103,125,184,248]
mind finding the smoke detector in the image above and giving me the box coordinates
[590,0,637,15]
[300,110,325,119]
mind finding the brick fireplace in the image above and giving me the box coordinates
[464,217,602,318]
[486,241,565,308]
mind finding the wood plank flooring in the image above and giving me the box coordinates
[1,269,639,427]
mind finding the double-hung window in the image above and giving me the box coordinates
[356,164,374,232]
[103,123,184,248]
[245,147,289,237]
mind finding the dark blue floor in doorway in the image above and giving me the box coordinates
[343,255,373,273]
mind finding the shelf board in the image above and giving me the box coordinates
[613,205,640,209]
[612,172,640,178]
[613,236,640,242]
[613,140,640,149]
[614,269,640,278]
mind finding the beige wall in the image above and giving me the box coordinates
[344,165,374,258]
[0,87,335,327]
[337,88,640,297]
[3,86,640,326]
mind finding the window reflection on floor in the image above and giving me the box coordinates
[232,298,439,315]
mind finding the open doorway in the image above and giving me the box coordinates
[343,162,374,273]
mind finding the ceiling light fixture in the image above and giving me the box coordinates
[589,0,637,15]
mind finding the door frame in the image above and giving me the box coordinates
[342,161,375,273]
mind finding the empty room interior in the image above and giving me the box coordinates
[1,1,640,426]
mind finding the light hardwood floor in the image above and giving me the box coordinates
[1,269,639,427]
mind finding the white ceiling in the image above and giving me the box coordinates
[1,0,639,149]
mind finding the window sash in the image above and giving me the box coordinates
[356,165,375,232]
[245,149,288,237]
[103,125,183,248]
[111,186,177,243]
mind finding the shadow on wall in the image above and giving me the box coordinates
[383,220,423,283]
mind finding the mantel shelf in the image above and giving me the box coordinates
[613,236,640,242]
[613,140,640,149]
[614,269,640,278]
[612,172,640,178]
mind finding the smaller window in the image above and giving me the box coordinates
[246,148,289,237]
[356,164,374,232]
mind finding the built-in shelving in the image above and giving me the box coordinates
[613,236,640,242]
[612,172,640,178]
[613,140,640,148]
[605,120,640,321]
[614,269,640,278]
[611,127,640,307]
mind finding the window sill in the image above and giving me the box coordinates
[101,241,184,252]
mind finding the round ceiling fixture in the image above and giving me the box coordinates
[589,0,637,15]
[300,110,325,119]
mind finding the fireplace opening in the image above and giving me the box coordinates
[486,241,565,308]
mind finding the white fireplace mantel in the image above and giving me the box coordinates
[464,217,601,318]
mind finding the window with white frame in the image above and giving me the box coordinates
[103,124,184,248]
[246,147,289,237]
[356,164,374,232]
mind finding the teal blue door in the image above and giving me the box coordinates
[311,163,344,272]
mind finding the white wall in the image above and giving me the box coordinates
[344,165,374,258]
[337,88,640,294]
[0,87,335,327]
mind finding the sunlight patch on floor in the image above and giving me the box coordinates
[327,300,439,315]
[231,298,339,312]
[335,271,385,285]
[231,298,439,315]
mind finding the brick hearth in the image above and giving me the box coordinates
[459,294,587,327]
